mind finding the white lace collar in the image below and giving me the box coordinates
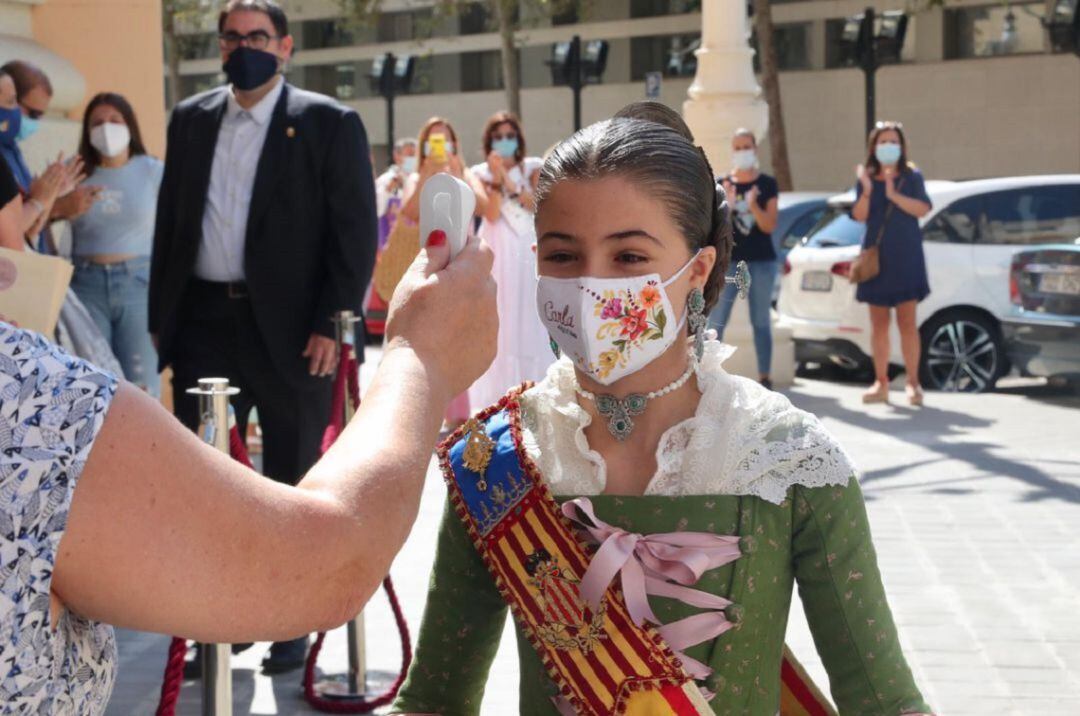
[517,339,856,503]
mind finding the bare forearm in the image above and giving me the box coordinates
[0,200,23,250]
[484,186,502,222]
[298,346,451,608]
[852,194,870,222]
[749,201,776,233]
[20,199,45,235]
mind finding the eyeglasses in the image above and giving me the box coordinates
[874,121,903,130]
[19,103,44,120]
[219,30,279,50]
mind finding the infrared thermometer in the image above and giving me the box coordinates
[419,174,475,261]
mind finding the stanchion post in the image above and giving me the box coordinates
[187,378,240,716]
[338,311,366,696]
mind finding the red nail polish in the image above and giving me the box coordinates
[427,229,447,247]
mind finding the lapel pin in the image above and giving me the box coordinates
[286,126,296,138]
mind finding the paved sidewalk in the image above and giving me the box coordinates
[106,370,1080,715]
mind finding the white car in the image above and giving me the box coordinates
[777,175,1080,392]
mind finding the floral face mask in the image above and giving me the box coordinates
[536,253,698,386]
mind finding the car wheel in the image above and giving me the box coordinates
[919,309,1004,393]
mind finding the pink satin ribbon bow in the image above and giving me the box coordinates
[561,497,744,681]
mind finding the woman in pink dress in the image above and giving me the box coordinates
[468,111,553,409]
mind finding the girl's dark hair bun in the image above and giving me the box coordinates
[537,102,735,312]
[614,101,695,143]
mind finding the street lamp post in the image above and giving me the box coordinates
[370,53,415,152]
[548,35,609,132]
[838,7,908,138]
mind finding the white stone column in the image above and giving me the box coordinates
[683,0,795,387]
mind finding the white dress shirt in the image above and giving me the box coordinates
[194,77,284,282]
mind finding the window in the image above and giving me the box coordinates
[178,73,223,101]
[752,22,811,72]
[979,185,1080,246]
[177,33,218,61]
[459,2,490,34]
[944,2,1050,59]
[824,18,849,69]
[802,207,865,248]
[631,34,700,80]
[460,50,505,92]
[298,19,372,50]
[550,6,579,25]
[924,195,984,243]
[631,0,700,18]
[378,9,439,42]
[780,206,828,250]
[409,55,436,95]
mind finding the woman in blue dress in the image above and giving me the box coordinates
[852,121,932,406]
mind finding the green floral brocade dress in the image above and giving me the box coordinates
[392,342,932,716]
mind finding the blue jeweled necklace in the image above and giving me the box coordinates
[574,351,698,442]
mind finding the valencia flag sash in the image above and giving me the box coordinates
[439,390,835,716]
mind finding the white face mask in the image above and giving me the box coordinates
[536,253,699,386]
[732,149,756,170]
[90,122,131,158]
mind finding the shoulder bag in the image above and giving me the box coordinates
[849,176,904,285]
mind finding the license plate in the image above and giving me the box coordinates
[1040,272,1080,296]
[801,271,833,292]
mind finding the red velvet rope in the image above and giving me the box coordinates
[155,636,188,716]
[156,424,254,716]
[158,343,412,714]
[303,343,413,713]
[301,576,413,713]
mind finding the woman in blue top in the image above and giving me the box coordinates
[852,121,932,406]
[711,128,779,389]
[70,93,163,396]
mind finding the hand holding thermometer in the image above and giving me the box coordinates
[420,174,475,261]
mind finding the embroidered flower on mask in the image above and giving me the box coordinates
[620,308,648,341]
[640,285,661,309]
[597,350,620,379]
[600,298,623,320]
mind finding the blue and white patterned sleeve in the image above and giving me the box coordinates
[0,323,119,713]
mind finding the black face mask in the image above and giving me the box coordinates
[223,47,280,91]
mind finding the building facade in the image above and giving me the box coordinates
[173,0,1078,191]
[1,0,167,170]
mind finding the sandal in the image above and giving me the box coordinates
[906,384,924,407]
[861,383,890,404]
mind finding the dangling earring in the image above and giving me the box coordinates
[688,287,706,361]
[549,336,561,359]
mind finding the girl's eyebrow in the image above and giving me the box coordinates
[607,230,662,245]
[538,232,575,243]
[538,230,661,245]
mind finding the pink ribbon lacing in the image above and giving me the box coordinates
[561,497,744,682]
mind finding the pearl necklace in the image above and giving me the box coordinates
[574,352,698,442]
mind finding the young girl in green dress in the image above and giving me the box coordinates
[391,104,933,716]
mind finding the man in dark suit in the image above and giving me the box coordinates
[149,0,376,673]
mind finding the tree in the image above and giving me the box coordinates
[338,0,584,120]
[162,0,217,110]
[751,0,793,191]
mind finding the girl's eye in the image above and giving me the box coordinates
[542,252,576,264]
[616,253,649,264]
